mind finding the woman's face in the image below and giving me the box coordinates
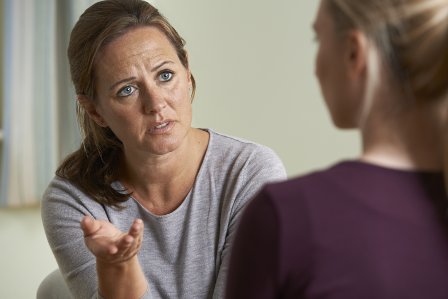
[313,0,360,128]
[92,26,193,157]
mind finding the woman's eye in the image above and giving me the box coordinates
[117,85,136,97]
[159,71,173,82]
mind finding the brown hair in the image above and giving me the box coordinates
[57,0,196,207]
[326,0,448,101]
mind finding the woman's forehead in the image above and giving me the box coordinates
[95,27,180,72]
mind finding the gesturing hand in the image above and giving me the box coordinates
[80,216,144,264]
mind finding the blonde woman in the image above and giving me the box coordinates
[226,0,448,298]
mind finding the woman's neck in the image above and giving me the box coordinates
[360,97,446,172]
[120,128,209,214]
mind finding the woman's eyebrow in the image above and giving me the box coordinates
[150,60,175,72]
[109,77,136,90]
[108,60,176,90]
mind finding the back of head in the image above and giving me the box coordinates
[327,0,448,212]
[326,0,448,102]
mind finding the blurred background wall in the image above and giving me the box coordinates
[0,0,358,298]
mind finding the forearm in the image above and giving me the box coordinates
[97,256,148,299]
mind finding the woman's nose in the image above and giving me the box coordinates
[142,87,166,114]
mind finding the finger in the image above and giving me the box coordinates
[131,223,143,248]
[120,221,141,251]
[80,215,101,237]
[115,235,135,258]
[105,220,139,252]
[120,242,140,261]
[108,245,119,255]
[128,219,143,251]
[128,219,143,237]
[118,235,134,248]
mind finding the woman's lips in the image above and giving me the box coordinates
[148,121,174,134]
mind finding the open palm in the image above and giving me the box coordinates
[80,216,144,264]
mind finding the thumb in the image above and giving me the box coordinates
[80,215,100,237]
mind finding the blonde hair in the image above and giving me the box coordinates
[326,0,448,101]
[326,0,448,211]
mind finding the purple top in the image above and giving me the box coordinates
[226,161,448,299]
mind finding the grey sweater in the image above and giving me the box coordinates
[42,129,287,299]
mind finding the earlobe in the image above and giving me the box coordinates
[77,95,108,128]
[187,70,192,86]
[184,51,192,83]
[186,69,193,93]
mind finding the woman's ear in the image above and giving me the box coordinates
[345,29,369,81]
[184,51,192,85]
[77,95,108,128]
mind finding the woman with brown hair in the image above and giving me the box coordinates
[40,0,286,298]
[226,0,448,298]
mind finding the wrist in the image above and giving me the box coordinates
[96,256,148,299]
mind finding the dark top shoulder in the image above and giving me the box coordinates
[227,161,448,299]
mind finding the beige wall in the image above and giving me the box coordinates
[0,0,3,124]
[0,1,359,298]
[156,0,359,176]
[0,208,58,298]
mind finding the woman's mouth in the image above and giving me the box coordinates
[155,122,169,129]
[149,121,173,134]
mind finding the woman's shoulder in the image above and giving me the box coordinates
[42,175,103,211]
[196,128,286,189]
[259,159,442,208]
[203,129,285,175]
[205,128,282,160]
[43,175,80,199]
[258,161,356,203]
